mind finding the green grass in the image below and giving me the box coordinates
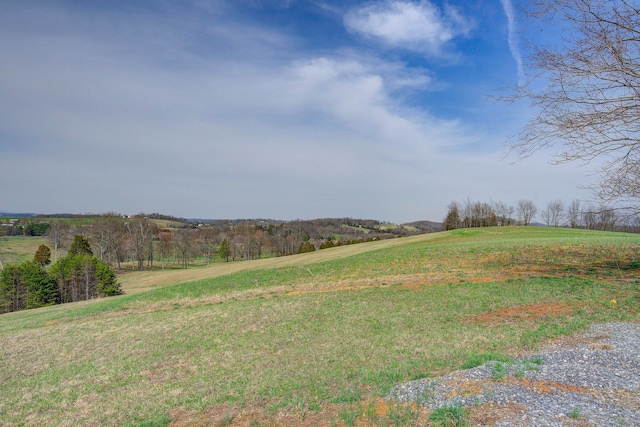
[0,227,639,426]
[0,236,48,266]
[429,405,469,427]
[461,354,512,370]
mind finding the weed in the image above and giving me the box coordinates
[219,415,235,427]
[339,405,359,427]
[387,403,420,426]
[523,356,545,371]
[125,414,172,427]
[364,399,378,421]
[416,383,436,407]
[429,405,469,427]
[331,387,361,404]
[461,353,512,370]
[534,356,546,364]
[491,362,508,381]
[515,367,525,379]
[569,407,580,419]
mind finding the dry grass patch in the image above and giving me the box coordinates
[467,302,575,325]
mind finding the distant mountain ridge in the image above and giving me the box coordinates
[0,211,38,218]
[0,211,442,233]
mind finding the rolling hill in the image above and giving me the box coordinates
[1,227,638,426]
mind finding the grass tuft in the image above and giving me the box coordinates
[429,405,469,426]
[460,353,513,370]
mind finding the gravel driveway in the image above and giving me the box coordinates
[388,323,640,426]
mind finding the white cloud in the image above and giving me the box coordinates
[344,0,472,56]
[499,0,524,84]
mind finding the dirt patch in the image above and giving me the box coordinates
[509,379,593,395]
[467,302,574,325]
[168,399,433,427]
[469,402,528,426]
[529,334,611,353]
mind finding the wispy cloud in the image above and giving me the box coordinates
[344,0,472,56]
[499,0,524,84]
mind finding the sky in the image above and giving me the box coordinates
[0,0,594,223]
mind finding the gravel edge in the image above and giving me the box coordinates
[388,323,640,427]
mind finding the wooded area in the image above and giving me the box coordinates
[443,198,638,231]
[1,214,439,271]
[0,236,120,314]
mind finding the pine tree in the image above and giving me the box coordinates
[218,238,231,262]
[34,244,52,267]
[68,235,93,256]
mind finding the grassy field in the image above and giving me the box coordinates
[0,227,639,426]
[0,236,48,266]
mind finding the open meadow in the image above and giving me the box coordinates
[0,236,48,267]
[1,227,639,426]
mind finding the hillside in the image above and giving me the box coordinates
[1,227,639,426]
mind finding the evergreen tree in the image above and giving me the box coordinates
[34,244,52,267]
[297,241,316,254]
[0,264,22,313]
[443,202,462,230]
[20,261,58,309]
[52,254,121,303]
[218,238,231,262]
[94,259,121,296]
[68,235,93,256]
[0,260,57,314]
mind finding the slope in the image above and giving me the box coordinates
[0,227,638,427]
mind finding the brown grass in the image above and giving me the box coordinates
[467,302,575,325]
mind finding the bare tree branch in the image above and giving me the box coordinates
[506,0,640,212]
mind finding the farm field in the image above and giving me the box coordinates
[0,236,48,266]
[0,227,639,426]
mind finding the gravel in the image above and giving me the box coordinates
[388,323,640,426]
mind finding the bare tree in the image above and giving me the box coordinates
[598,205,618,231]
[90,215,125,267]
[195,227,217,265]
[567,199,582,228]
[541,199,565,227]
[517,200,538,226]
[173,229,193,269]
[125,218,157,271]
[46,221,71,262]
[506,0,640,210]
[583,204,598,230]
[157,230,173,269]
[492,201,511,226]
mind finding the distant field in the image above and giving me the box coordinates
[0,236,47,266]
[117,233,435,293]
[0,227,638,426]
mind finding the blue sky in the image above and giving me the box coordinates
[0,0,592,222]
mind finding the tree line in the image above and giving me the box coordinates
[0,236,121,314]
[443,198,637,232]
[0,220,51,237]
[26,215,434,272]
